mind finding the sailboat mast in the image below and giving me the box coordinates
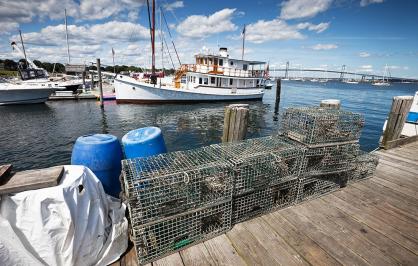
[241,24,246,60]
[151,0,156,77]
[65,9,71,63]
[18,30,27,65]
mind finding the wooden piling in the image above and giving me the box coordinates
[320,99,341,110]
[222,104,249,143]
[97,58,104,108]
[381,95,413,149]
[274,79,281,113]
[90,70,94,90]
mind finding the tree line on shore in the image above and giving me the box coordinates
[0,59,175,75]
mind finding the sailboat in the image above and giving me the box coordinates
[372,65,390,86]
[114,1,265,103]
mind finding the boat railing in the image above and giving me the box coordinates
[181,64,264,78]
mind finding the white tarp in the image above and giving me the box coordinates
[0,165,128,266]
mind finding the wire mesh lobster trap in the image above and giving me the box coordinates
[209,136,303,195]
[300,142,360,175]
[280,107,365,145]
[232,186,273,224]
[122,147,234,225]
[270,176,299,210]
[348,151,379,183]
[297,171,348,202]
[132,200,232,265]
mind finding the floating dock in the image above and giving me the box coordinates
[112,141,418,265]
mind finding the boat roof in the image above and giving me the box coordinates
[194,54,266,65]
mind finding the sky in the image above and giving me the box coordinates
[0,0,417,78]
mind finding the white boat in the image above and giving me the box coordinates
[263,79,274,89]
[0,80,63,105]
[115,48,265,103]
[344,80,359,84]
[372,64,390,87]
[383,91,418,137]
[310,78,319,82]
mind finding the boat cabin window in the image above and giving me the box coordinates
[204,78,208,85]
[210,77,215,84]
[204,58,208,65]
[19,68,47,81]
[209,58,213,65]
[199,77,202,84]
[214,58,218,65]
[229,78,233,85]
[230,61,234,66]
[193,76,196,83]
[219,59,223,66]
[243,64,248,71]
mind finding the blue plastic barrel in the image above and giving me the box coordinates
[122,127,167,159]
[71,134,123,198]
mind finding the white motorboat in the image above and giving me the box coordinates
[0,80,64,105]
[115,47,265,103]
[344,80,359,84]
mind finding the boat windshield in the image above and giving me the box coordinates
[18,68,48,80]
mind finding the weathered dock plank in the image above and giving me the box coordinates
[117,142,418,265]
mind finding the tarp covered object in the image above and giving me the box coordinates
[0,165,128,266]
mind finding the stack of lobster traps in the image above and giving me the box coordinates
[280,107,370,202]
[208,136,303,224]
[121,147,234,264]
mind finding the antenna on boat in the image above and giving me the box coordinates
[64,9,71,63]
[18,30,28,67]
[241,24,246,60]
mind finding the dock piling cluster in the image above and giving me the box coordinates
[121,106,379,265]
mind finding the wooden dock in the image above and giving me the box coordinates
[113,141,418,266]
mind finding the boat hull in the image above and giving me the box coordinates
[0,88,56,105]
[114,76,264,103]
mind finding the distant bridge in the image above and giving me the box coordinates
[270,63,417,82]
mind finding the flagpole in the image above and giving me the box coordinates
[241,24,246,60]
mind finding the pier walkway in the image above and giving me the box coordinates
[114,141,418,266]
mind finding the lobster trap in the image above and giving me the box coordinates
[132,200,232,265]
[297,171,348,202]
[348,151,379,183]
[232,186,273,224]
[280,107,365,145]
[209,136,303,195]
[300,142,360,175]
[270,176,299,210]
[122,147,234,225]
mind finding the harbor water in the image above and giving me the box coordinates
[1,80,416,171]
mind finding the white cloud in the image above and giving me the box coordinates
[241,19,329,43]
[10,21,149,47]
[311,43,338,50]
[297,22,330,33]
[176,8,237,38]
[280,0,333,20]
[163,1,184,11]
[360,0,384,7]
[359,52,370,57]
[0,0,146,35]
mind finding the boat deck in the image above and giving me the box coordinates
[113,141,418,266]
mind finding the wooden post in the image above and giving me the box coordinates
[274,79,281,113]
[82,71,86,89]
[222,104,249,143]
[90,70,94,90]
[97,58,104,108]
[320,99,341,110]
[381,96,413,149]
